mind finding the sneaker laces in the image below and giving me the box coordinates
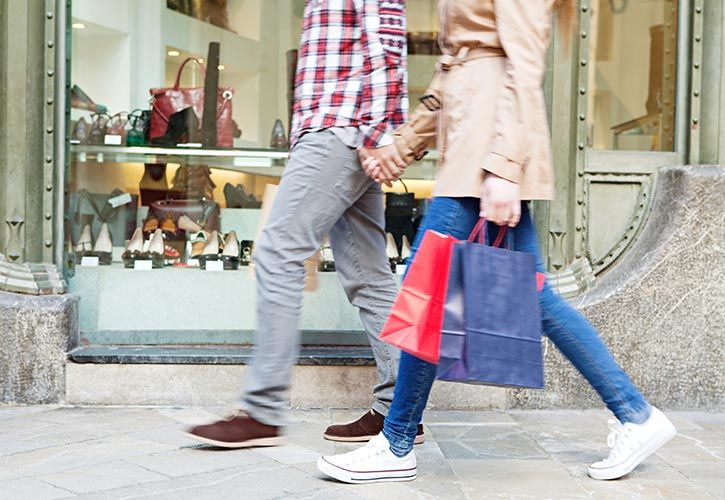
[335,435,390,465]
[603,418,639,464]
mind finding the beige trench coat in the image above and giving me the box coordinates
[395,0,556,200]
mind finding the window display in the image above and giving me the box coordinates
[587,0,679,151]
[67,0,439,343]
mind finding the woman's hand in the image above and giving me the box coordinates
[480,173,521,227]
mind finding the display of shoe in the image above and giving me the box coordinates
[220,231,240,270]
[75,224,93,261]
[269,118,289,150]
[386,233,400,272]
[92,223,113,265]
[178,214,205,235]
[159,213,177,236]
[71,117,90,144]
[317,433,417,484]
[400,235,412,263]
[588,407,676,480]
[223,183,261,209]
[143,212,160,235]
[324,409,425,444]
[70,84,106,113]
[151,106,200,147]
[187,230,208,265]
[240,240,253,266]
[164,244,181,265]
[198,230,221,269]
[122,228,148,268]
[147,229,165,269]
[319,237,335,272]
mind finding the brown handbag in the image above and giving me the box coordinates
[149,57,234,147]
[150,198,221,232]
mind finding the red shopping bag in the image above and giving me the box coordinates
[380,230,458,363]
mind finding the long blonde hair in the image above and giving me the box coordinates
[555,0,575,37]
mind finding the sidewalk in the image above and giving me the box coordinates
[1,406,722,499]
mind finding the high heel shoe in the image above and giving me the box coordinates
[386,233,400,272]
[92,223,113,265]
[198,230,221,270]
[220,231,240,270]
[160,213,177,236]
[400,235,412,263]
[143,212,160,235]
[75,224,93,262]
[318,236,335,272]
[122,227,148,268]
[178,214,204,235]
[148,229,165,269]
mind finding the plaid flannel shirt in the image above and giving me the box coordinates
[290,0,408,149]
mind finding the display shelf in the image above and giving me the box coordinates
[68,263,377,334]
[71,144,288,170]
[70,144,439,180]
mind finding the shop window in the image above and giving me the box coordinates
[66,0,437,343]
[587,0,679,151]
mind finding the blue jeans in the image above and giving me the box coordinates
[383,197,651,457]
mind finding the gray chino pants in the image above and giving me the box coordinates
[240,130,400,426]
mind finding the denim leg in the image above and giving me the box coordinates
[513,203,651,424]
[383,197,480,457]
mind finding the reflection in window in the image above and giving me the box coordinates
[588,0,678,151]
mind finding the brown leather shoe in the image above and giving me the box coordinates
[323,409,425,444]
[160,213,177,235]
[185,412,283,448]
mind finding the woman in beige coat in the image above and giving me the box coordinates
[317,0,676,484]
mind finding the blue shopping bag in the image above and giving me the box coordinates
[436,219,544,389]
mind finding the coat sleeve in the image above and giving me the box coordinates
[393,72,442,164]
[483,0,551,184]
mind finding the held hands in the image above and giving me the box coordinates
[480,173,522,228]
[358,145,407,187]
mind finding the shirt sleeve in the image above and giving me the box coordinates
[393,71,442,163]
[483,0,551,184]
[355,0,407,148]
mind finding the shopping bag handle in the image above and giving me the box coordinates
[468,218,507,247]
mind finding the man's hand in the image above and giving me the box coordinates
[358,145,406,186]
[480,173,521,228]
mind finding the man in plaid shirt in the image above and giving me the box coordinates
[188,0,416,448]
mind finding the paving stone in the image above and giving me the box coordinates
[449,458,592,499]
[2,408,722,499]
[432,424,549,460]
[0,478,73,500]
[42,460,167,494]
[125,446,271,477]
[0,434,177,481]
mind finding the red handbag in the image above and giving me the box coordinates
[380,231,458,364]
[149,57,234,147]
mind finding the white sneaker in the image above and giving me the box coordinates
[588,407,677,480]
[317,432,417,484]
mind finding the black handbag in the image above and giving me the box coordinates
[385,179,417,217]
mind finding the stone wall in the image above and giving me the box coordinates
[512,166,725,411]
[0,291,78,404]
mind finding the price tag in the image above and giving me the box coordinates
[80,256,99,267]
[108,193,133,208]
[205,260,224,272]
[133,260,153,270]
[104,134,122,145]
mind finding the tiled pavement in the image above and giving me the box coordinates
[1,406,723,499]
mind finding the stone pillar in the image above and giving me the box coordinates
[0,290,78,403]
